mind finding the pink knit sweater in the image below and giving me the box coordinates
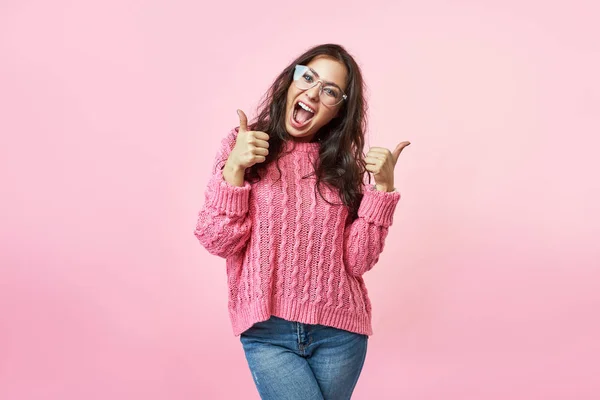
[194,128,401,336]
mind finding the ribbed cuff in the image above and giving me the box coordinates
[207,175,251,216]
[357,186,401,226]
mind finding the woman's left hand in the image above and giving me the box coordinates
[365,141,411,192]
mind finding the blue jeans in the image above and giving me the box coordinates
[240,315,369,400]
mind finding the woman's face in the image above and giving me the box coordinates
[285,56,348,142]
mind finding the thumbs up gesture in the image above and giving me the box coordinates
[365,141,411,192]
[225,110,270,170]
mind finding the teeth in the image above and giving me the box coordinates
[298,101,315,114]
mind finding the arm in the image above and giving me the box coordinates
[194,129,253,258]
[343,186,401,277]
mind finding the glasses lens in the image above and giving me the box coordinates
[320,85,343,106]
[293,65,314,90]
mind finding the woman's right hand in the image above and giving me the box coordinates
[222,110,270,186]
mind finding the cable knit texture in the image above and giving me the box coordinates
[195,128,401,336]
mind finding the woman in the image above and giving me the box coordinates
[195,43,410,399]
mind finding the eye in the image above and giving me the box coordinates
[323,87,339,98]
[302,73,314,83]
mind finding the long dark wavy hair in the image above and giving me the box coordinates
[246,44,368,220]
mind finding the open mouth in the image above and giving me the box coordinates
[291,101,315,129]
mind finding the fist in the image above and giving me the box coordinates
[226,110,270,171]
[365,141,410,192]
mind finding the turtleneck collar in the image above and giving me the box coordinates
[282,139,320,153]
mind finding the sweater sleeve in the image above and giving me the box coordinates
[343,185,401,277]
[194,128,253,259]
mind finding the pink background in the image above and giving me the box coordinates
[1,0,599,398]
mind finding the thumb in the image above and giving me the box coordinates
[237,109,248,132]
[392,141,411,163]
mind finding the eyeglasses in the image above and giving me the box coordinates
[293,65,347,106]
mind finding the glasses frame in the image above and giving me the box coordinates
[292,65,348,107]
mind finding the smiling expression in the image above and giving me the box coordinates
[285,56,348,142]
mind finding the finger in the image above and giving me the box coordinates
[251,131,270,142]
[252,147,269,157]
[365,164,379,174]
[252,138,270,149]
[237,109,248,132]
[365,151,386,161]
[254,155,266,164]
[248,139,269,149]
[392,141,411,162]
[368,147,390,154]
[365,156,382,165]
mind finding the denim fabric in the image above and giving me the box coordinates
[240,315,368,400]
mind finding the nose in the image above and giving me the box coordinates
[305,81,322,102]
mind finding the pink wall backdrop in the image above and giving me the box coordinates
[1,0,598,399]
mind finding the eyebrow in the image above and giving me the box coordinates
[309,67,344,91]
